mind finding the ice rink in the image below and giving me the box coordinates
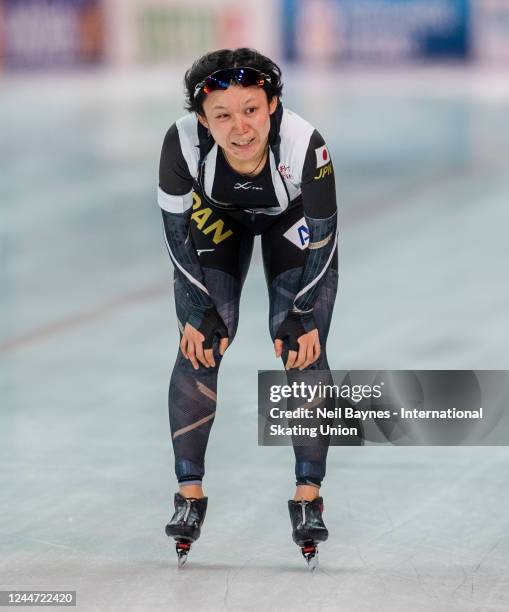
[1,67,509,611]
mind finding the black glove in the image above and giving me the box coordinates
[187,306,228,349]
[275,310,317,352]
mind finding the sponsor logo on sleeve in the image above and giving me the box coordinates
[283,217,310,250]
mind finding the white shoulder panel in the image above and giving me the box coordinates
[157,187,193,214]
[175,113,200,179]
[203,143,218,199]
[278,108,315,195]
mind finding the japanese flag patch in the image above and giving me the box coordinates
[315,145,330,168]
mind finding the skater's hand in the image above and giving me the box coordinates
[181,323,229,370]
[274,310,319,370]
[274,329,321,371]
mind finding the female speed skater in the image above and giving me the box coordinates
[158,48,338,568]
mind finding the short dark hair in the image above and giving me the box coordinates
[184,48,283,115]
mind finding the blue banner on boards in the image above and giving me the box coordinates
[281,0,470,63]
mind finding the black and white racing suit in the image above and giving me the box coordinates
[158,102,338,487]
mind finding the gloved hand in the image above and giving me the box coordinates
[275,310,317,352]
[181,306,229,369]
[187,306,228,349]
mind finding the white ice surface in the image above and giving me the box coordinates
[1,67,509,611]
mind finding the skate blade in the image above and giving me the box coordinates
[306,555,319,571]
[301,542,319,571]
[175,541,191,568]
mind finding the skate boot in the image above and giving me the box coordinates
[288,497,328,570]
[165,493,208,567]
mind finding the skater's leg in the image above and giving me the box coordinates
[164,203,253,560]
[284,300,337,502]
[168,201,254,498]
[261,206,339,501]
[169,340,225,498]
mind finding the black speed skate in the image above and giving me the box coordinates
[288,497,328,570]
[165,493,208,567]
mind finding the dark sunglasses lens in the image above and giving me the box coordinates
[203,73,230,94]
[203,69,265,94]
[234,68,265,86]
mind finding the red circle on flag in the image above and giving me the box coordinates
[322,149,328,161]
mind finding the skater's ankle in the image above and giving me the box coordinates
[178,484,205,499]
[293,484,320,502]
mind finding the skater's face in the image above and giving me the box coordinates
[198,86,278,166]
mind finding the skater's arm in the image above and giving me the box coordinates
[159,125,228,365]
[294,129,338,314]
[159,124,216,322]
[274,130,337,370]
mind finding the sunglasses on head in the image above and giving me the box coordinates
[193,67,271,99]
